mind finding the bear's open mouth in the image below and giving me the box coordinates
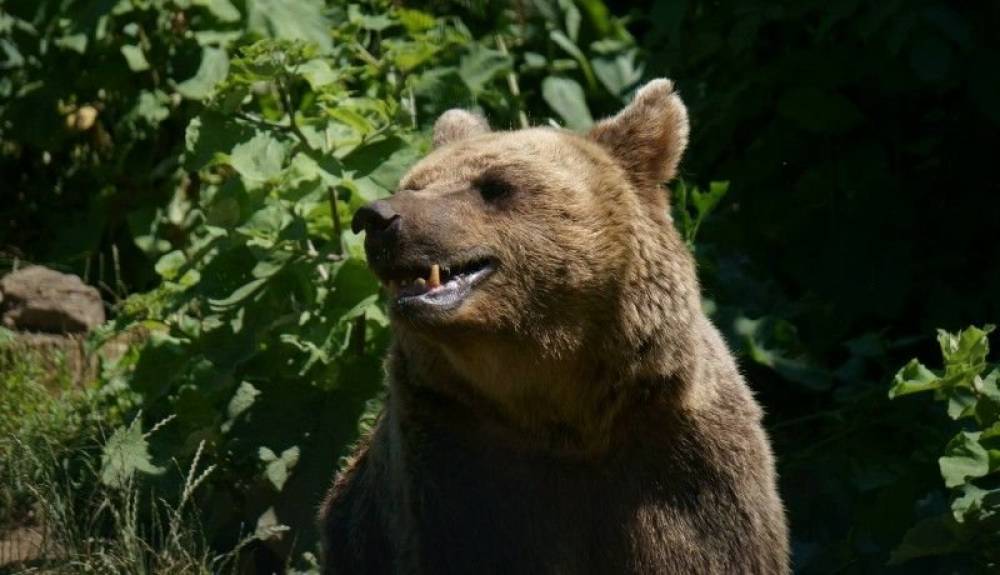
[381,257,495,311]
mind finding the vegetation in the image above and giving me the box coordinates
[1,0,996,573]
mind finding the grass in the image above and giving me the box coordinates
[0,334,253,574]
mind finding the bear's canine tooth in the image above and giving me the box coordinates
[414,277,427,289]
[429,264,441,288]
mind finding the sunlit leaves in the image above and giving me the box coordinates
[176,47,230,100]
[542,76,592,129]
[890,325,1000,564]
[100,417,165,488]
[228,132,293,189]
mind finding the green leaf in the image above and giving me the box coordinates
[100,418,165,487]
[229,132,292,189]
[183,111,255,171]
[208,277,268,308]
[154,250,186,280]
[542,76,593,130]
[130,90,170,126]
[592,50,643,98]
[120,44,149,72]
[226,381,260,421]
[889,513,963,564]
[939,432,990,488]
[691,181,729,218]
[889,359,941,398]
[458,45,511,93]
[193,0,241,22]
[176,47,229,100]
[939,325,994,370]
[298,59,338,89]
[951,483,990,523]
[247,0,332,52]
[55,33,87,54]
[259,445,300,491]
[255,507,290,541]
[946,386,978,420]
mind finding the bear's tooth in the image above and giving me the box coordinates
[414,277,427,289]
[428,264,441,288]
[387,280,399,294]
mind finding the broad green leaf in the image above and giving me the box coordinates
[229,132,292,189]
[298,59,338,89]
[247,0,332,52]
[260,445,300,491]
[560,0,582,41]
[100,419,165,487]
[130,90,170,126]
[176,47,229,100]
[592,50,643,98]
[193,0,241,22]
[542,76,593,130]
[888,514,963,564]
[692,181,729,218]
[939,432,990,488]
[236,201,293,247]
[120,44,149,72]
[183,111,255,171]
[54,33,87,53]
[397,8,435,33]
[938,325,994,370]
[348,5,394,32]
[952,483,989,523]
[154,250,186,280]
[889,359,940,398]
[226,381,260,421]
[458,45,511,93]
[255,507,290,541]
[946,386,977,420]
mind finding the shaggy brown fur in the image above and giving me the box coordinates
[319,79,789,574]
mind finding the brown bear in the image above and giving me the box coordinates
[319,78,789,574]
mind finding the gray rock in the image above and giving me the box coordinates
[0,266,105,333]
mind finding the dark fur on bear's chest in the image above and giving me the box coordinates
[321,384,786,575]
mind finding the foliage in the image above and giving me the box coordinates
[0,417,252,574]
[889,326,1000,571]
[0,332,80,449]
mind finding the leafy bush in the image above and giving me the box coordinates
[889,326,1000,571]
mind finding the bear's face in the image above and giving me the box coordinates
[352,79,691,369]
[355,128,629,338]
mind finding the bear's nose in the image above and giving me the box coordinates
[351,200,400,236]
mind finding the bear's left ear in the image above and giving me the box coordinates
[433,109,491,148]
[588,78,689,188]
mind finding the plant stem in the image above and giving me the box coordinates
[496,35,529,129]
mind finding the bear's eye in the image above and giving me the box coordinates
[474,171,514,203]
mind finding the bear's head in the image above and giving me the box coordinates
[352,79,701,441]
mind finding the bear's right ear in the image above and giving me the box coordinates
[587,79,689,190]
[432,109,491,148]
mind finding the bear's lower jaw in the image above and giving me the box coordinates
[389,259,495,319]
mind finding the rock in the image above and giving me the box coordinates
[0,266,105,333]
